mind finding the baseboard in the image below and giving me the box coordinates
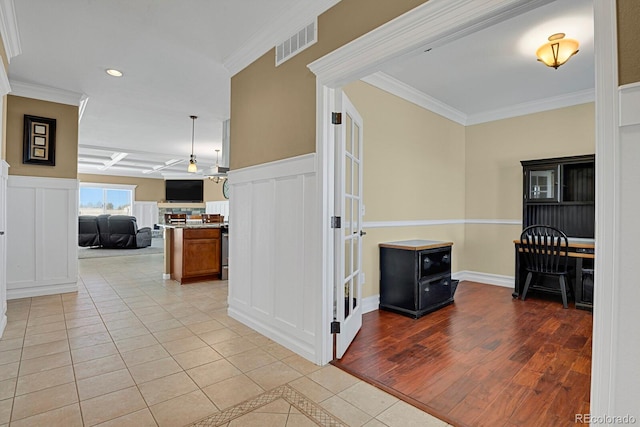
[227,306,318,364]
[452,270,514,288]
[362,294,379,314]
[162,273,171,280]
[7,282,78,300]
[0,314,6,339]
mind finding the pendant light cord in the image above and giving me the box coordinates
[190,115,197,157]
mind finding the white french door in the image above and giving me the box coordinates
[334,92,364,359]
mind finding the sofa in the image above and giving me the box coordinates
[78,214,152,249]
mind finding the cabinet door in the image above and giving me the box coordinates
[183,238,220,276]
[418,275,453,311]
[526,166,559,202]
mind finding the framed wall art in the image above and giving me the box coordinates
[23,115,56,166]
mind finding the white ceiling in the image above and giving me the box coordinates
[6,0,593,179]
[371,0,594,125]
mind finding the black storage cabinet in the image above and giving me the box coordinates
[379,240,455,319]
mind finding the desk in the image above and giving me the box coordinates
[513,238,594,310]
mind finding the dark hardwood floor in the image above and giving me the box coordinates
[332,281,592,427]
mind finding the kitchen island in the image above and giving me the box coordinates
[162,223,226,284]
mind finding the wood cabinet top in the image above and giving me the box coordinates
[379,240,453,251]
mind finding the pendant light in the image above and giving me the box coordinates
[187,115,198,173]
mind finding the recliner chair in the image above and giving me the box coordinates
[79,214,152,248]
[78,216,101,247]
[104,215,152,248]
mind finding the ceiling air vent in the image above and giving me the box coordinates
[275,19,317,66]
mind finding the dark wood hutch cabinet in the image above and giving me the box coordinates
[517,154,595,310]
[522,154,595,237]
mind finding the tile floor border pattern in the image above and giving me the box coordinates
[190,384,347,427]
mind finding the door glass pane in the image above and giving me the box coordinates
[345,157,352,196]
[353,122,360,159]
[344,199,352,236]
[345,114,352,154]
[529,169,555,199]
[353,161,359,198]
[344,278,351,317]
[79,187,103,215]
[105,189,131,215]
[352,273,359,310]
[344,239,352,279]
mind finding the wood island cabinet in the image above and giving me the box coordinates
[171,227,221,284]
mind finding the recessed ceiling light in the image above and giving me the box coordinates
[105,69,123,77]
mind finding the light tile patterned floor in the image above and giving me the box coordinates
[0,252,451,426]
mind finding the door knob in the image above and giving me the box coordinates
[0,231,4,235]
[360,230,367,236]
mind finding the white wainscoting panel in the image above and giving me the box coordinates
[0,161,8,337]
[205,201,229,218]
[132,201,158,229]
[7,176,78,299]
[227,154,320,363]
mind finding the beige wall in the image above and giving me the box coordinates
[203,178,226,202]
[618,0,640,85]
[344,81,466,298]
[344,81,594,292]
[78,174,227,202]
[6,95,78,178]
[78,174,165,201]
[464,103,595,275]
[230,0,429,170]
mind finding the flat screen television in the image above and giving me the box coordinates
[165,179,204,203]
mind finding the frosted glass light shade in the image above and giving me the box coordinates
[536,33,579,69]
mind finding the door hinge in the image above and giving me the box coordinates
[331,216,341,229]
[331,321,341,334]
[331,112,342,125]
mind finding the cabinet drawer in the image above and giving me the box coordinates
[420,248,451,278]
[184,228,220,239]
[418,275,453,311]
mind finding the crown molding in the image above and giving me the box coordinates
[223,0,340,76]
[78,94,90,122]
[466,88,595,125]
[0,0,21,61]
[361,72,467,125]
[361,72,594,126]
[308,0,554,88]
[9,80,84,106]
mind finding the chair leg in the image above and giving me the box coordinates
[559,275,569,309]
[521,272,533,301]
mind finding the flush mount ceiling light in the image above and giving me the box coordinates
[105,68,123,77]
[187,115,198,173]
[536,33,579,69]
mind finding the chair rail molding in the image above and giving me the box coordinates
[619,82,640,127]
[6,176,78,299]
